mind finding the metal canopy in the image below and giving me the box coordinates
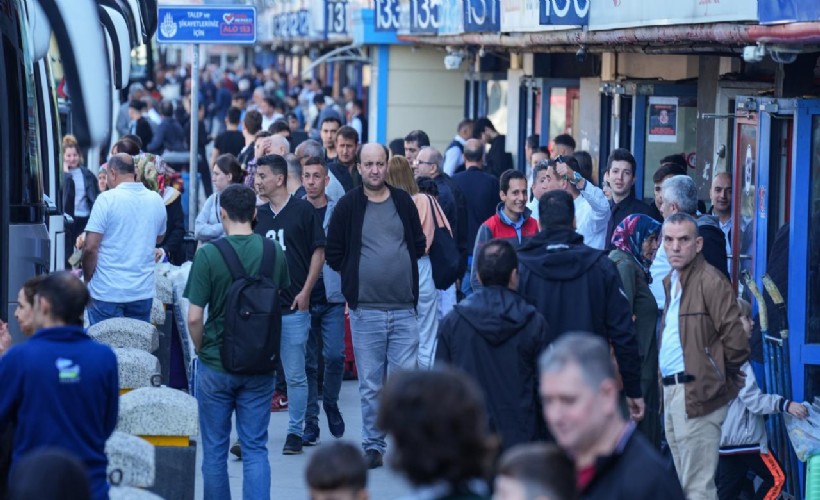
[301,44,369,78]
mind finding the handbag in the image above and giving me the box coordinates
[425,195,460,290]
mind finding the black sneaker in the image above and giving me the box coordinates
[283,433,303,455]
[323,402,346,438]
[302,424,320,446]
[365,449,383,469]
[229,440,242,460]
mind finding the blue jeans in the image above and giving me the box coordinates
[280,310,310,436]
[306,302,345,427]
[196,362,275,500]
[87,298,153,326]
[349,307,418,453]
[460,255,474,298]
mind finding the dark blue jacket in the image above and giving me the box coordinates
[0,326,119,500]
[146,116,186,154]
[452,168,499,256]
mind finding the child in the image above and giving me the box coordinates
[716,298,809,500]
[305,441,369,500]
[493,443,576,500]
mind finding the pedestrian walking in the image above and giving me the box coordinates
[195,154,246,243]
[185,184,290,498]
[604,149,655,249]
[326,142,426,468]
[62,135,100,269]
[493,443,576,500]
[436,239,553,450]
[305,442,369,500]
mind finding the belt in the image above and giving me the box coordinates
[662,372,695,386]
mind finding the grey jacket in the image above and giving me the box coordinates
[194,192,224,242]
[719,362,789,453]
[305,195,344,304]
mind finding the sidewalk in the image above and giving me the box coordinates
[194,379,411,498]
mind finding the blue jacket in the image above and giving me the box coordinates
[0,326,119,500]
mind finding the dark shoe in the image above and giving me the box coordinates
[229,440,242,460]
[302,424,320,446]
[270,391,289,412]
[283,433,303,455]
[364,449,383,469]
[323,402,346,438]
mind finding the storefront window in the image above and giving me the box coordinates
[807,115,820,343]
[548,88,579,142]
[486,80,507,135]
[642,96,698,199]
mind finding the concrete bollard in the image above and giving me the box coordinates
[105,431,155,488]
[113,348,161,393]
[150,298,166,326]
[117,386,199,500]
[88,318,159,353]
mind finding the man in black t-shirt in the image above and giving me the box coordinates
[211,107,246,167]
[254,154,326,456]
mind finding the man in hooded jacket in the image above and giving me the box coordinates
[436,239,553,450]
[517,190,645,423]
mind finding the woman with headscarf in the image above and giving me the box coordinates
[608,213,662,448]
[134,153,186,265]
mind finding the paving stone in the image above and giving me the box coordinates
[105,431,155,488]
[88,318,159,352]
[117,387,199,437]
[113,348,160,390]
[109,486,164,500]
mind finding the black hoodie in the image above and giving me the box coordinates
[517,228,643,399]
[435,286,553,450]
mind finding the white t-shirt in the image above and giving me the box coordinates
[85,182,167,302]
[573,182,611,250]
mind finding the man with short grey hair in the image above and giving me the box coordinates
[539,332,684,499]
[657,212,748,500]
[295,139,346,201]
[649,175,728,309]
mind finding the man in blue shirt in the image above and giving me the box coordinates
[0,272,119,500]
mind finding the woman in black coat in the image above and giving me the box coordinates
[62,135,100,268]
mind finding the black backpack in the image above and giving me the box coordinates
[212,236,282,375]
[425,195,460,290]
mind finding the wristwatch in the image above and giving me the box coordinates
[569,171,583,185]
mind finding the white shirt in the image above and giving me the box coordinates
[573,182,611,250]
[85,182,167,302]
[659,270,685,376]
[650,244,671,309]
[527,197,539,221]
[443,135,466,176]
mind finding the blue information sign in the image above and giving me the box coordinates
[374,0,401,32]
[409,0,440,34]
[759,0,820,24]
[464,0,500,32]
[539,0,589,26]
[326,0,348,36]
[157,5,256,44]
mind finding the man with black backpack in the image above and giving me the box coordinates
[185,184,290,500]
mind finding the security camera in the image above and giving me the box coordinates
[444,52,464,70]
[576,46,587,63]
[742,45,765,64]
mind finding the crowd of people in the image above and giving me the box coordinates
[0,66,805,500]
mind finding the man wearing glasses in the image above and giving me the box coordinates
[326,143,426,470]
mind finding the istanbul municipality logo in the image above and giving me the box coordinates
[160,12,178,38]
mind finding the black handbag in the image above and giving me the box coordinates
[425,195,460,290]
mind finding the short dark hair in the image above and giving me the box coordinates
[256,154,288,178]
[653,162,687,184]
[497,443,577,500]
[606,148,636,175]
[312,93,326,105]
[388,138,405,157]
[378,369,496,488]
[128,100,145,112]
[573,150,594,183]
[219,184,256,224]
[416,177,439,197]
[500,169,526,193]
[226,107,242,125]
[159,100,174,117]
[305,441,368,493]
[113,138,141,156]
[269,119,290,135]
[263,96,276,108]
[35,272,89,326]
[108,153,135,174]
[472,117,495,138]
[336,125,359,144]
[215,154,245,184]
[539,190,575,229]
[526,134,540,149]
[404,130,430,148]
[244,110,263,135]
[476,239,518,287]
[553,134,576,150]
[661,153,687,169]
[303,155,328,175]
[351,98,364,110]
[320,116,342,128]
[120,134,143,150]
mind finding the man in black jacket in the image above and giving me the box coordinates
[517,190,645,421]
[539,333,685,500]
[605,148,654,249]
[326,142,426,470]
[436,239,553,450]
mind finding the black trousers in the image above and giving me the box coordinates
[65,215,89,269]
[716,452,785,500]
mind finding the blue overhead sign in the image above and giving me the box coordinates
[759,0,820,24]
[157,5,256,44]
[409,0,440,34]
[464,0,500,32]
[539,0,589,26]
[326,0,348,36]
[374,0,401,32]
